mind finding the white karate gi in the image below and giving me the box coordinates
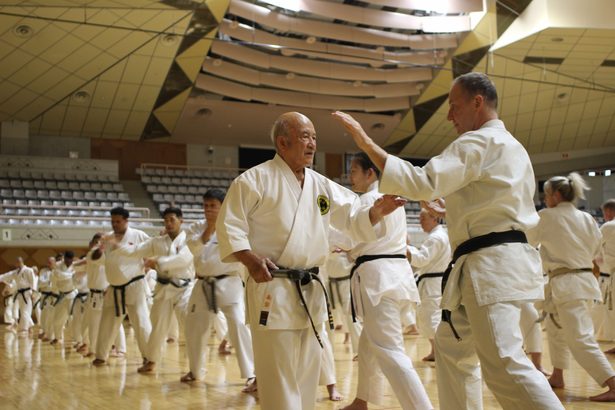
[2,280,18,325]
[217,154,382,410]
[117,230,194,364]
[50,263,77,341]
[594,220,615,340]
[380,119,563,410]
[184,221,254,380]
[527,202,615,386]
[408,224,450,339]
[347,181,431,410]
[323,250,361,354]
[519,302,542,354]
[0,266,36,331]
[70,266,89,344]
[95,227,151,361]
[37,267,54,335]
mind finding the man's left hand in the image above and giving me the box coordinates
[369,195,407,224]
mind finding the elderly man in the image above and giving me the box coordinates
[333,72,563,409]
[407,208,451,362]
[92,207,151,366]
[216,111,404,410]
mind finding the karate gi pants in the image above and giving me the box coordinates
[356,288,432,410]
[70,297,88,344]
[14,291,34,331]
[435,274,563,410]
[86,292,126,354]
[184,279,254,379]
[3,295,18,325]
[330,278,361,354]
[546,298,615,385]
[519,302,542,353]
[33,296,41,326]
[400,300,417,327]
[41,297,55,338]
[253,326,321,410]
[417,279,442,339]
[52,296,74,341]
[146,283,192,363]
[319,322,336,386]
[591,275,615,341]
[95,280,151,361]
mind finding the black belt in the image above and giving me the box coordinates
[349,254,407,322]
[442,230,528,340]
[111,275,144,317]
[328,275,351,310]
[53,290,74,307]
[34,291,51,310]
[199,275,230,313]
[416,272,444,286]
[269,267,334,349]
[70,292,89,315]
[600,273,611,278]
[14,287,32,305]
[89,288,104,294]
[156,277,192,288]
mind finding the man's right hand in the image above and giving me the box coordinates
[234,250,277,283]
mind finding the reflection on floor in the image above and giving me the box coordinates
[1,323,615,409]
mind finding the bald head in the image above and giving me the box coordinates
[270,112,317,172]
[270,112,310,150]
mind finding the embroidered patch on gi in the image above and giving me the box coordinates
[317,195,330,215]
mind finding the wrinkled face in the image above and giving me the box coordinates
[111,215,128,234]
[203,198,222,224]
[163,213,182,236]
[349,160,371,193]
[419,211,437,233]
[447,82,479,135]
[278,116,317,170]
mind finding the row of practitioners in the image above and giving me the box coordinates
[3,72,615,410]
[210,72,615,410]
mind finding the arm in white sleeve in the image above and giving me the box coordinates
[409,236,445,268]
[328,181,381,244]
[379,134,485,201]
[216,178,260,262]
[116,237,156,259]
[185,222,206,256]
[157,245,194,277]
[0,270,17,284]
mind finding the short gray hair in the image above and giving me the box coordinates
[453,72,498,109]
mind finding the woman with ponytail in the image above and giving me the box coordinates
[527,172,615,401]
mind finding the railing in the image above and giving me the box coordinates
[0,204,150,218]
[139,163,245,175]
[1,215,200,225]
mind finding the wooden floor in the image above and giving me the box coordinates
[2,324,615,410]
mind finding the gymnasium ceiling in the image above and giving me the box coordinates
[0,0,614,156]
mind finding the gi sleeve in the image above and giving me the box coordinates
[327,181,380,244]
[408,235,445,268]
[157,245,194,277]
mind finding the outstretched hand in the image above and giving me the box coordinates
[421,198,446,219]
[369,194,407,224]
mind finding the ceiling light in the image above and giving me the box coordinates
[353,80,362,87]
[161,34,178,46]
[212,59,223,67]
[286,72,296,80]
[605,170,612,177]
[588,171,596,177]
[72,90,90,104]
[416,83,425,91]
[258,0,302,12]
[306,36,317,44]
[13,25,33,38]
[230,20,239,29]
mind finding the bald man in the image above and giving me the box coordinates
[216,112,405,410]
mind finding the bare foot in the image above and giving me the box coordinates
[352,355,359,362]
[166,337,175,344]
[92,358,106,367]
[590,389,615,402]
[536,367,551,377]
[50,339,59,345]
[38,333,45,340]
[138,361,155,373]
[605,347,615,354]
[343,333,350,344]
[327,384,343,401]
[77,343,88,353]
[339,398,368,410]
[403,324,419,336]
[422,353,435,362]
[85,352,95,358]
[548,375,564,389]
[242,377,257,393]
[335,324,343,331]
[42,337,50,342]
[218,339,231,355]
[180,371,197,383]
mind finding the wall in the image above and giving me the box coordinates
[91,138,186,180]
[29,135,91,159]
[186,144,239,168]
